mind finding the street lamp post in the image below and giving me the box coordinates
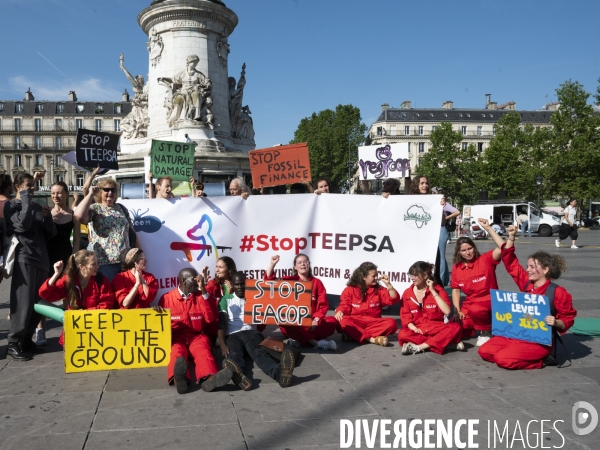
[535,174,542,207]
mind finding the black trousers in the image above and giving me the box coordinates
[225,330,279,379]
[8,261,47,343]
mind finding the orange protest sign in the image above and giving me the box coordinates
[243,279,312,326]
[249,143,311,188]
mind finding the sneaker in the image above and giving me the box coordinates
[287,339,301,348]
[222,358,252,391]
[571,245,579,249]
[401,342,422,354]
[452,341,466,351]
[555,239,560,248]
[476,335,491,347]
[173,357,188,394]
[35,328,47,346]
[201,368,233,392]
[315,339,337,351]
[277,349,295,388]
[401,342,412,355]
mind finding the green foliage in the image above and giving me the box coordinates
[291,104,367,193]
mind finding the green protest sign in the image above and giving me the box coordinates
[150,140,195,181]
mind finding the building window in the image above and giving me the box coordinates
[35,154,43,166]
[56,103,64,114]
[55,119,63,130]
[35,104,44,113]
[418,126,424,135]
[76,174,85,186]
[461,126,467,136]
[493,126,496,136]
[76,119,83,129]
[76,104,84,114]
[114,104,122,114]
[404,126,410,135]
[461,142,468,150]
[0,103,3,112]
[15,103,23,113]
[0,118,2,131]
[432,125,437,132]
[56,174,64,183]
[34,136,41,150]
[14,136,21,149]
[478,142,484,153]
[55,155,63,167]
[0,156,3,166]
[95,119,102,131]
[34,118,42,131]
[56,137,63,150]
[407,142,411,154]
[390,125,396,136]
[418,142,425,153]
[14,118,22,131]
[95,104,103,114]
[14,154,22,167]
[114,119,121,132]
[477,126,482,136]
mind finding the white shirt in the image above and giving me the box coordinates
[563,205,577,225]
[219,293,256,335]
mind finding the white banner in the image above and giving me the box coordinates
[120,194,442,300]
[357,143,410,180]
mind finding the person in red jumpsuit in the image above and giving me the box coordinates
[398,261,464,355]
[478,226,577,370]
[335,262,399,346]
[450,218,505,347]
[112,248,159,309]
[153,267,232,394]
[265,254,338,350]
[39,250,115,346]
[205,256,237,339]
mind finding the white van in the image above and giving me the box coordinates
[462,201,560,237]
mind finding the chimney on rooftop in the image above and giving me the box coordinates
[122,89,130,102]
[68,91,77,101]
[442,100,453,109]
[485,94,491,106]
[400,100,411,109]
[24,88,34,101]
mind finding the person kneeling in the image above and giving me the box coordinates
[335,262,400,346]
[154,268,232,394]
[219,272,296,390]
[398,261,464,355]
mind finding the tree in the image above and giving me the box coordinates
[546,80,600,200]
[290,104,367,192]
[418,121,481,207]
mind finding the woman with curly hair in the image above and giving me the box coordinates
[38,250,115,346]
[111,248,158,309]
[205,256,237,339]
[334,262,400,346]
[478,226,577,370]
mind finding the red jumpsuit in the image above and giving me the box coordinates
[265,274,337,346]
[111,270,159,309]
[205,278,229,339]
[450,250,500,338]
[159,288,219,383]
[478,245,577,370]
[398,284,462,354]
[39,274,115,346]
[336,285,399,344]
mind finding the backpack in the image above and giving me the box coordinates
[445,216,456,232]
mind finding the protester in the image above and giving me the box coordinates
[266,254,337,350]
[398,261,463,355]
[335,262,400,346]
[75,183,134,282]
[205,256,237,339]
[517,208,531,238]
[189,176,207,197]
[432,188,460,286]
[39,250,115,346]
[112,248,158,309]
[147,173,173,199]
[219,271,296,389]
[36,181,81,345]
[290,183,308,194]
[450,218,505,347]
[360,178,400,197]
[5,172,55,360]
[153,267,232,394]
[479,226,577,369]
[0,174,14,257]
[313,177,332,195]
[229,177,250,199]
[408,175,430,195]
[556,198,578,248]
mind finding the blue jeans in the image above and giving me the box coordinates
[521,220,531,237]
[438,227,450,286]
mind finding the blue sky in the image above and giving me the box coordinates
[1,0,599,149]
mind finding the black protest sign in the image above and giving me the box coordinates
[76,129,120,170]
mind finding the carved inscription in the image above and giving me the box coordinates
[172,20,207,28]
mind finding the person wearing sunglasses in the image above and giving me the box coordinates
[75,179,133,282]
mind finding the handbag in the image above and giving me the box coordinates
[259,336,285,353]
[1,235,20,279]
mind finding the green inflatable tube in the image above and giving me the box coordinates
[34,304,65,323]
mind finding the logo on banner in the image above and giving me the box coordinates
[403,204,432,229]
[130,209,164,233]
[170,214,233,262]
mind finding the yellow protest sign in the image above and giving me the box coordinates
[64,309,171,373]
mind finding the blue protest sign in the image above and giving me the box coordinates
[491,289,552,345]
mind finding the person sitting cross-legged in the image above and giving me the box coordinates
[153,267,232,394]
[219,271,296,390]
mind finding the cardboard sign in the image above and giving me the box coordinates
[357,143,410,180]
[243,279,312,326]
[150,139,195,181]
[249,143,311,188]
[75,129,120,170]
[64,309,171,373]
[491,289,552,345]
